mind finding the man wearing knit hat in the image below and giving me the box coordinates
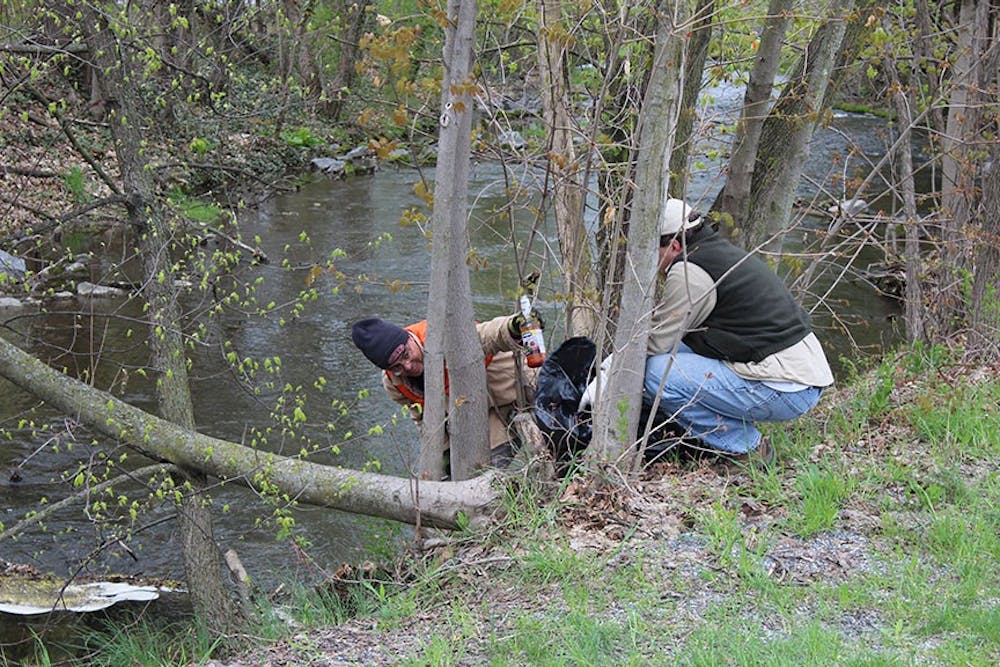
[351,313,537,473]
[580,198,833,467]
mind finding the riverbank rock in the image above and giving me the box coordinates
[498,130,527,150]
[1,562,190,663]
[0,250,26,281]
[310,157,347,176]
[0,561,185,616]
[310,144,379,179]
[0,580,164,615]
[76,281,127,297]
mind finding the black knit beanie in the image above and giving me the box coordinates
[351,318,410,369]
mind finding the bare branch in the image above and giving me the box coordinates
[0,166,58,178]
[0,42,88,55]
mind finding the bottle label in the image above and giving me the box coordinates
[522,327,543,354]
[518,295,546,367]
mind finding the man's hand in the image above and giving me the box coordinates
[507,310,545,340]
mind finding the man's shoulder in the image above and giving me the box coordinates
[665,260,716,287]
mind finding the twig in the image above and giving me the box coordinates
[0,42,88,55]
[152,160,278,189]
[0,192,59,225]
[0,463,179,542]
[203,223,269,264]
[0,194,128,246]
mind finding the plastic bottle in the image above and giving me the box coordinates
[518,294,546,368]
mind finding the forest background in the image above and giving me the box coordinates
[0,0,997,664]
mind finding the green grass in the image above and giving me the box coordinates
[279,126,323,148]
[849,547,999,665]
[74,618,218,667]
[482,588,656,666]
[905,379,1000,460]
[679,620,850,666]
[61,166,88,204]
[167,189,225,223]
[792,464,854,536]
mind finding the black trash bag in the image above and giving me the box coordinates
[533,336,596,464]
[533,336,700,466]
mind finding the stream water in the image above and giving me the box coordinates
[1,109,908,589]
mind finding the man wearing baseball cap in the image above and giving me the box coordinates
[581,198,833,467]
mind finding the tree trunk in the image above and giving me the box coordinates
[913,0,945,133]
[962,4,999,359]
[712,0,791,229]
[140,221,240,632]
[744,0,854,249]
[80,5,242,634]
[669,0,714,201]
[422,0,489,481]
[930,0,993,345]
[587,3,656,346]
[887,62,925,343]
[939,0,979,267]
[969,139,1000,359]
[327,0,373,121]
[587,0,684,475]
[0,335,501,529]
[295,0,327,108]
[273,0,304,136]
[536,0,597,338]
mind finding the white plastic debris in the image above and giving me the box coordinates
[0,581,166,615]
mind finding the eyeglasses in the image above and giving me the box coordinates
[386,337,415,374]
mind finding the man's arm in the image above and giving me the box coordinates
[648,262,717,355]
[476,314,522,356]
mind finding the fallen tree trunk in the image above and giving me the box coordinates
[0,336,500,530]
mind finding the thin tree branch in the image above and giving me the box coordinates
[0,463,180,543]
[0,43,88,55]
[24,83,122,196]
[0,166,58,178]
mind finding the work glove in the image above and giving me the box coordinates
[578,353,613,412]
[507,310,545,340]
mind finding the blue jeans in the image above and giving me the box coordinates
[643,344,822,454]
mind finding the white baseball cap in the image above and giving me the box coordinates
[659,198,702,236]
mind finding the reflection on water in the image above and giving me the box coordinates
[1,123,903,584]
